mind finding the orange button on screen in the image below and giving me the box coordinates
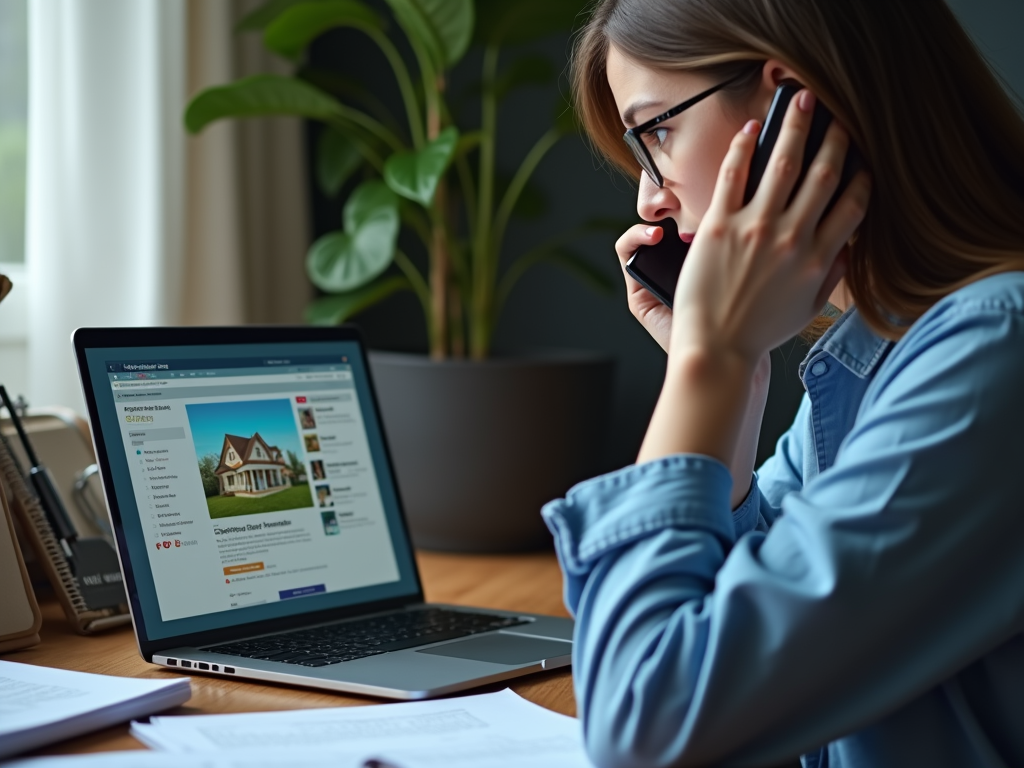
[223,562,265,575]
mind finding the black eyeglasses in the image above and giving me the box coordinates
[623,73,744,187]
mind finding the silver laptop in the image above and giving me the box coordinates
[73,325,572,700]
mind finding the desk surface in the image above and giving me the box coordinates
[11,550,575,757]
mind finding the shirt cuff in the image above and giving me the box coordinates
[731,474,762,537]
[541,455,735,609]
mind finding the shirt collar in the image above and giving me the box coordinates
[798,308,892,380]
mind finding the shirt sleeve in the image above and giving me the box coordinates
[541,298,1024,768]
[733,393,813,537]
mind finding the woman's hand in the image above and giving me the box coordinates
[618,224,773,503]
[670,90,871,368]
[614,224,674,352]
[639,90,871,467]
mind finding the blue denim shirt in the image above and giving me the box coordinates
[542,272,1024,768]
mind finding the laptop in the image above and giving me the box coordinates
[73,325,573,700]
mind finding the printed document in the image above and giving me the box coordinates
[0,660,190,760]
[130,689,593,768]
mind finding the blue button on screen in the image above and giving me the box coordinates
[279,584,327,600]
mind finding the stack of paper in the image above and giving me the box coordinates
[0,659,191,760]
[2,684,593,768]
[129,689,592,768]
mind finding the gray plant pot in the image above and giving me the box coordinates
[369,351,615,552]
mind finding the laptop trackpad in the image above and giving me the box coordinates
[416,634,571,666]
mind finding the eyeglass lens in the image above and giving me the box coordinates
[624,133,661,186]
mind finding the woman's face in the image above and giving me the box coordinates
[605,45,786,240]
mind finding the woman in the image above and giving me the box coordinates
[542,1,1024,766]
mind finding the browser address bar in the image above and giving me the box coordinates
[111,371,351,389]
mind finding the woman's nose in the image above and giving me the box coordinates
[637,170,680,222]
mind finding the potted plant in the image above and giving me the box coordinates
[185,0,615,551]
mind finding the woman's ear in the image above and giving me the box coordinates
[755,59,805,118]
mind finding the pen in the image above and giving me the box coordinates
[0,385,78,557]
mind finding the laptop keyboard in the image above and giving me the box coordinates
[205,608,529,667]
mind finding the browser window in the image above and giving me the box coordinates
[104,358,400,622]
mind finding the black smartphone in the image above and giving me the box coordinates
[625,81,862,308]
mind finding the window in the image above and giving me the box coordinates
[0,0,27,266]
[0,0,29,401]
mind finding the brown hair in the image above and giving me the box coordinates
[574,0,1024,340]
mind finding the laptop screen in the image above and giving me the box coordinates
[77,333,420,643]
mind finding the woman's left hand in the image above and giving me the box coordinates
[670,90,872,369]
[638,90,871,466]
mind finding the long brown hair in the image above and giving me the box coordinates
[574,0,1024,339]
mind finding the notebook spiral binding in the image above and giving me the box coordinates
[0,431,123,631]
[0,434,88,613]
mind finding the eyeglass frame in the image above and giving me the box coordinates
[622,73,746,188]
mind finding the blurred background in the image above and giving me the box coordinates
[0,0,1021,471]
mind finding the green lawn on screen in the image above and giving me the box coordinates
[206,483,313,519]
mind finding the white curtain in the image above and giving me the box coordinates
[27,0,190,413]
[26,0,310,415]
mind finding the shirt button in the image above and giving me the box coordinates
[810,360,829,376]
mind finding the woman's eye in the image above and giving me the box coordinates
[645,127,669,149]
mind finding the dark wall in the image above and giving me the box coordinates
[306,15,806,471]
[305,0,1022,473]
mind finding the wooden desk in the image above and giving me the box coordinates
[10,550,575,757]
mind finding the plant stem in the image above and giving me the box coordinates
[394,248,431,313]
[343,131,386,173]
[330,108,405,154]
[449,272,465,358]
[455,153,477,243]
[365,28,425,148]
[400,201,432,247]
[470,44,501,360]
[430,179,449,359]
[491,127,561,264]
[427,73,448,360]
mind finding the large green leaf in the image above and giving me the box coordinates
[415,0,473,66]
[236,0,325,32]
[474,0,588,46]
[317,128,362,197]
[305,274,412,325]
[185,75,342,133]
[383,126,459,207]
[264,1,382,60]
[384,0,473,70]
[306,180,400,292]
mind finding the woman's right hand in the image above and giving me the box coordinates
[618,222,772,504]
[615,224,675,352]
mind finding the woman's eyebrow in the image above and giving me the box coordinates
[622,99,665,128]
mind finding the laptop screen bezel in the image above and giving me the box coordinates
[73,325,425,659]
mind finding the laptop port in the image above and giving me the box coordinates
[224,666,235,674]
[197,662,209,670]
[180,660,192,668]
[166,659,177,666]
[212,664,219,672]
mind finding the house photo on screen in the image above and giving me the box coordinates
[186,399,313,519]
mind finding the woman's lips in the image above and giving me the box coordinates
[680,231,695,243]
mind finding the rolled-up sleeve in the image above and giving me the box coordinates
[542,296,1024,768]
